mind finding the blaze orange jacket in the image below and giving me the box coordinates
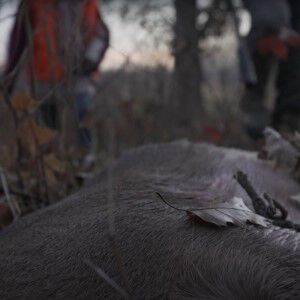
[5,0,109,91]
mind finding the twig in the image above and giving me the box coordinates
[0,83,25,196]
[234,170,300,232]
[234,171,269,217]
[263,193,287,220]
[106,120,131,297]
[0,186,38,201]
[0,167,20,219]
[156,192,186,211]
[84,259,129,299]
[26,113,50,205]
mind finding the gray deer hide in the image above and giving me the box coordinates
[0,141,300,299]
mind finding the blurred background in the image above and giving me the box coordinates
[0,0,300,221]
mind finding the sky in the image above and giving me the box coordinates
[0,0,249,71]
[0,1,18,66]
[0,0,174,70]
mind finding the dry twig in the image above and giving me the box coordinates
[234,170,300,232]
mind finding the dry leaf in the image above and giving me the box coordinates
[156,193,268,228]
[188,197,268,227]
[263,127,299,169]
[45,167,58,186]
[17,118,57,155]
[44,154,66,173]
[11,92,37,111]
[44,154,66,186]
[0,146,15,169]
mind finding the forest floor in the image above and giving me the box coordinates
[0,65,258,222]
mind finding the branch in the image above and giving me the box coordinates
[234,170,300,232]
[234,171,268,217]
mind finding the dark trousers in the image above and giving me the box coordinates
[274,0,300,129]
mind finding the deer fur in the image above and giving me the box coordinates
[0,140,300,299]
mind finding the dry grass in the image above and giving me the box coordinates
[0,63,255,218]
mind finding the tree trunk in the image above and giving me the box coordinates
[171,0,202,130]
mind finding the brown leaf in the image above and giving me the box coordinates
[45,167,58,187]
[0,146,15,169]
[10,92,37,111]
[17,118,57,155]
[44,154,66,174]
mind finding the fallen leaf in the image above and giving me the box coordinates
[17,118,57,155]
[43,154,66,174]
[45,167,58,186]
[0,146,15,169]
[156,192,268,228]
[187,197,268,227]
[43,154,67,187]
[10,92,37,111]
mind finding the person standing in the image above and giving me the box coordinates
[241,0,300,139]
[4,0,109,146]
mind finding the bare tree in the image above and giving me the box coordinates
[171,0,202,130]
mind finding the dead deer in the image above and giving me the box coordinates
[0,141,300,299]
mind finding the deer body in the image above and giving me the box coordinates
[0,141,300,299]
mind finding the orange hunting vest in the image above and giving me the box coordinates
[27,0,102,82]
